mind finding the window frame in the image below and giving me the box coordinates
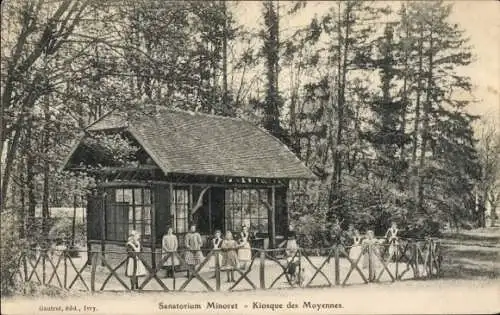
[224,188,269,233]
[171,187,190,234]
[105,187,153,242]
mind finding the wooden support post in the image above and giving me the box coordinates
[150,188,156,268]
[169,184,173,230]
[334,245,340,286]
[215,250,221,291]
[189,185,193,226]
[208,188,212,234]
[100,193,106,266]
[259,250,266,289]
[270,186,276,249]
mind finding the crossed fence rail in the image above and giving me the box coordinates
[10,238,442,293]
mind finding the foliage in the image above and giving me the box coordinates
[0,210,26,296]
[48,217,86,246]
[1,0,493,244]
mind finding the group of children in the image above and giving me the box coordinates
[346,222,400,281]
[124,221,401,289]
[160,224,253,283]
[124,224,253,289]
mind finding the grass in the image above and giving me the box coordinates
[440,226,500,279]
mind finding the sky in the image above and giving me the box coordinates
[233,1,500,127]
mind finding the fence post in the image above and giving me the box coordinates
[334,245,340,286]
[429,238,434,279]
[90,251,98,292]
[42,249,46,285]
[413,242,419,279]
[259,250,266,289]
[368,243,373,282]
[215,250,221,291]
[298,249,302,286]
[63,251,68,289]
[395,242,399,280]
[436,240,441,278]
[23,250,28,282]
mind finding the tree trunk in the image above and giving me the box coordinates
[222,0,229,115]
[411,26,424,213]
[417,27,433,213]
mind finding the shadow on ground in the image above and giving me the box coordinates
[440,227,500,279]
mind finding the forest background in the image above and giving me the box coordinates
[1,0,499,250]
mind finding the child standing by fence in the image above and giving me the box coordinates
[125,230,146,290]
[385,222,399,261]
[362,230,380,281]
[349,229,363,262]
[211,230,223,278]
[238,225,252,270]
[221,231,238,282]
[161,227,179,278]
[184,224,204,278]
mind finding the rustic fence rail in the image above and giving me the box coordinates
[13,238,442,293]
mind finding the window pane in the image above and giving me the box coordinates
[182,205,187,218]
[233,219,241,231]
[250,219,259,232]
[260,219,268,231]
[144,220,151,236]
[115,189,123,202]
[177,219,186,233]
[177,190,187,204]
[143,206,151,219]
[242,190,249,206]
[135,207,142,221]
[134,189,142,204]
[123,189,133,203]
[129,206,134,221]
[260,190,268,202]
[144,189,151,205]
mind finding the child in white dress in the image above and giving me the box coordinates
[125,230,146,289]
[349,229,363,263]
[385,222,399,261]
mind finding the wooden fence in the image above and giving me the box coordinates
[11,238,441,293]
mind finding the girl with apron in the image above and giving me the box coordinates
[349,229,363,263]
[162,227,179,278]
[385,222,399,261]
[125,230,146,289]
[211,230,223,278]
[184,224,204,277]
[221,231,239,282]
[238,225,252,269]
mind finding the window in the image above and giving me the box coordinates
[225,189,268,233]
[171,188,189,233]
[106,188,152,241]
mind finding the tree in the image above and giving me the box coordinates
[259,0,286,141]
[476,119,500,227]
[1,0,90,208]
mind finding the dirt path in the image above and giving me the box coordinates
[3,228,499,314]
[2,279,499,315]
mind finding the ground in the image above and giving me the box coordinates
[2,227,499,314]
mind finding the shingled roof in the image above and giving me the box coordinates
[67,108,316,180]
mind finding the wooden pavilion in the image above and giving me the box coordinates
[62,108,316,264]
